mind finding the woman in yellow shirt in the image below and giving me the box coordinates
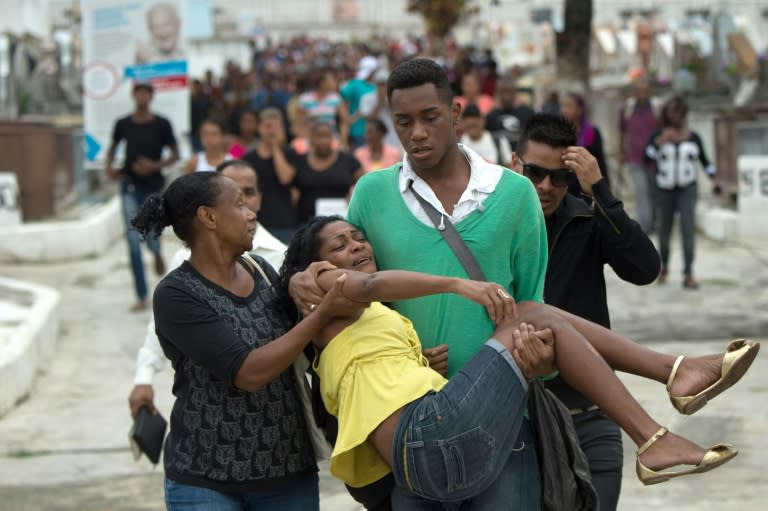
[276,215,757,503]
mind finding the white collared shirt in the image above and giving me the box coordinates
[251,221,288,272]
[133,222,288,384]
[398,144,504,226]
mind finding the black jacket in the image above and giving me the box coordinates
[543,179,661,408]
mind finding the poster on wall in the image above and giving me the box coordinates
[332,0,358,22]
[81,0,190,162]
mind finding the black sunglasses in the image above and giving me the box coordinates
[519,157,573,188]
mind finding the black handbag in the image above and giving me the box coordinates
[528,379,598,511]
[131,406,167,465]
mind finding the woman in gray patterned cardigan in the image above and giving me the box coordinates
[132,170,353,511]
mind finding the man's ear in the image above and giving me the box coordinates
[196,205,217,230]
[451,101,461,125]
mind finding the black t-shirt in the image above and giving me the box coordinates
[111,114,177,192]
[485,106,535,150]
[243,147,300,231]
[294,152,361,223]
[153,256,316,492]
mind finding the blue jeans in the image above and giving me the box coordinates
[657,183,697,275]
[628,163,657,232]
[391,422,539,510]
[164,473,319,511]
[120,182,161,300]
[391,340,537,505]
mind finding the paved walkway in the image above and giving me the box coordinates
[0,229,765,510]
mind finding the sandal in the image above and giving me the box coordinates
[682,275,699,289]
[667,339,760,415]
[657,268,668,284]
[636,427,738,486]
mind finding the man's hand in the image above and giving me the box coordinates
[510,323,556,380]
[562,146,602,197]
[129,384,156,419]
[289,261,338,316]
[133,156,159,176]
[422,344,449,376]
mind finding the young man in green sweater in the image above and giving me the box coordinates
[291,58,548,510]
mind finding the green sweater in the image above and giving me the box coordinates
[347,165,547,377]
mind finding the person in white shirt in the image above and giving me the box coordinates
[128,159,287,418]
[358,68,402,151]
[182,119,232,174]
[460,104,513,168]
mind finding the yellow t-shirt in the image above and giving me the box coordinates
[314,302,448,487]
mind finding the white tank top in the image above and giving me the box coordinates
[195,152,232,172]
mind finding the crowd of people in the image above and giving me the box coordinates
[184,38,720,293]
[180,39,530,255]
[107,37,757,511]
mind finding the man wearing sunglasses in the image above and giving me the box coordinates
[511,113,661,511]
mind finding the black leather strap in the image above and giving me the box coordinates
[407,179,487,282]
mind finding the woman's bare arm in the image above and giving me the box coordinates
[316,269,515,324]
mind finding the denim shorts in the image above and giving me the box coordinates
[391,341,533,503]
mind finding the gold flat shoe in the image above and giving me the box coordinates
[636,427,738,486]
[667,339,760,415]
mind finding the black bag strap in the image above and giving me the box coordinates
[407,179,487,282]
